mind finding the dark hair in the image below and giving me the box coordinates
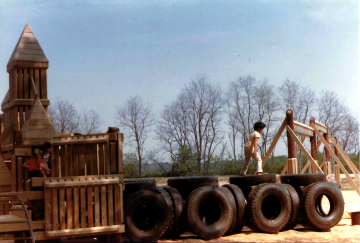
[254,121,266,131]
[44,142,52,149]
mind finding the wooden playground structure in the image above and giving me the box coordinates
[262,110,360,196]
[0,24,359,242]
[0,24,125,242]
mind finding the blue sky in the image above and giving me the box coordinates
[0,0,359,156]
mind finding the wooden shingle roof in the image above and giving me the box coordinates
[7,24,48,71]
[21,98,58,146]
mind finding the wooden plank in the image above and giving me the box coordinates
[114,183,121,224]
[14,148,32,156]
[262,118,286,168]
[4,201,9,215]
[109,142,116,174]
[66,181,73,229]
[44,187,52,231]
[17,157,23,191]
[87,178,94,227]
[94,179,100,227]
[118,133,124,173]
[0,220,44,233]
[73,179,80,229]
[45,225,123,238]
[11,155,16,191]
[68,144,73,176]
[311,123,360,195]
[120,183,124,223]
[23,68,29,99]
[86,144,92,175]
[44,178,119,187]
[104,142,110,174]
[14,69,19,99]
[0,191,44,201]
[80,180,87,228]
[60,145,66,177]
[29,69,34,98]
[101,185,107,226]
[333,142,360,176]
[99,143,105,175]
[40,69,47,99]
[52,187,58,231]
[1,98,50,110]
[32,174,123,187]
[18,68,24,99]
[52,136,109,145]
[54,145,60,177]
[108,184,114,225]
[286,126,324,174]
[92,143,98,175]
[73,145,79,176]
[59,181,66,230]
[0,202,4,216]
[79,144,86,176]
[35,69,40,98]
[287,158,297,174]
[300,161,311,174]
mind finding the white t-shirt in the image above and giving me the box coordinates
[245,131,260,149]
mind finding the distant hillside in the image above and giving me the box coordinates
[142,162,172,174]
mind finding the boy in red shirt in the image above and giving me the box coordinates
[23,148,50,178]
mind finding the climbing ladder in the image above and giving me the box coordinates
[0,195,35,243]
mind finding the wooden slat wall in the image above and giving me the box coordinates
[44,177,123,235]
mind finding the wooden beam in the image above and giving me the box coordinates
[0,125,13,144]
[1,98,50,110]
[280,136,305,175]
[332,139,360,175]
[310,123,360,195]
[44,178,119,188]
[286,126,324,174]
[286,110,296,158]
[293,121,314,137]
[0,191,43,200]
[30,76,38,98]
[300,161,310,174]
[262,118,286,168]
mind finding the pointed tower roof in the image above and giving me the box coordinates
[21,98,58,146]
[7,24,48,72]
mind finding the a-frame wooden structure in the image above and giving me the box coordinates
[262,110,360,196]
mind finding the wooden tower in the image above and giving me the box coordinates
[1,23,53,148]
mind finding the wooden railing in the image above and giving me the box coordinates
[44,176,124,237]
[51,132,124,178]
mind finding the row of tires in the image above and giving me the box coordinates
[123,174,344,242]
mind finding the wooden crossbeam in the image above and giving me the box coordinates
[310,123,360,195]
[331,137,360,175]
[286,126,324,174]
[262,118,286,168]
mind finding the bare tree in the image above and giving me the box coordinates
[81,109,104,134]
[49,97,81,134]
[182,74,223,174]
[156,95,189,169]
[115,95,154,175]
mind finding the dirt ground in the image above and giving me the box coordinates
[156,177,360,243]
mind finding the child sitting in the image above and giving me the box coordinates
[23,148,50,178]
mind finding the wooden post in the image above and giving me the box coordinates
[310,118,318,173]
[286,110,297,174]
[324,132,330,162]
[334,137,341,184]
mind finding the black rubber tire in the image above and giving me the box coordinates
[247,183,292,234]
[167,176,219,199]
[217,187,237,235]
[304,182,345,231]
[222,184,246,233]
[186,186,233,239]
[278,183,300,230]
[124,179,156,196]
[156,186,174,235]
[162,186,187,239]
[298,182,323,224]
[280,174,327,187]
[230,174,277,188]
[124,190,172,242]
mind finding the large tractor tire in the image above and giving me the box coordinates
[167,176,218,199]
[280,174,327,187]
[186,186,233,239]
[247,183,291,234]
[124,190,172,242]
[222,184,246,233]
[304,182,344,231]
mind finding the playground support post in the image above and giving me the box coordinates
[334,137,341,184]
[310,118,318,173]
[286,110,297,174]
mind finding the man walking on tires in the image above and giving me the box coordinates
[240,121,267,175]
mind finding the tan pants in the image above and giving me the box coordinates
[240,147,263,175]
